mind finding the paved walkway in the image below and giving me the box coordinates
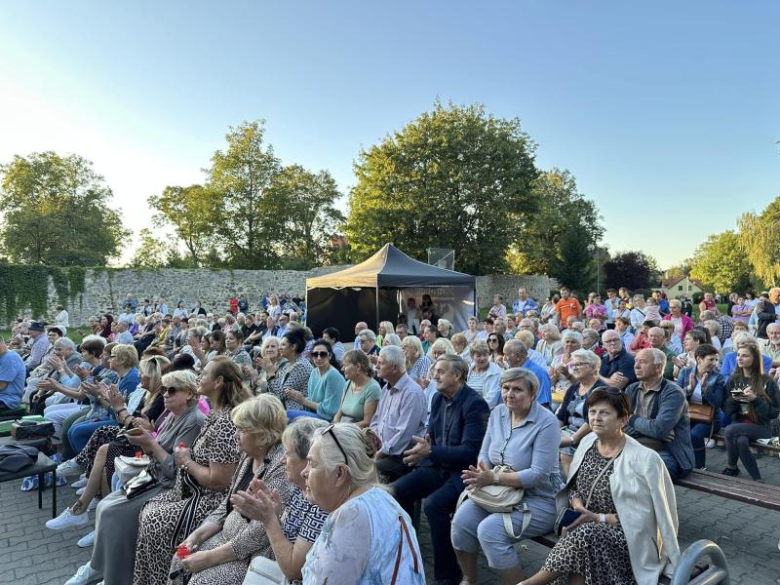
[1,445,779,584]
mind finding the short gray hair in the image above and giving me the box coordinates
[645,347,667,367]
[499,367,540,398]
[570,348,600,368]
[55,337,76,351]
[503,339,527,360]
[434,354,469,382]
[283,417,329,460]
[312,423,378,490]
[382,333,402,347]
[402,335,424,360]
[379,345,407,372]
[561,330,583,345]
[582,328,600,344]
[358,329,377,343]
[469,339,490,357]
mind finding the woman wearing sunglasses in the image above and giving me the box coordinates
[65,370,207,585]
[287,339,345,422]
[300,423,425,584]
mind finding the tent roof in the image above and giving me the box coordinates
[306,244,475,289]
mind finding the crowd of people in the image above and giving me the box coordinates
[0,284,778,585]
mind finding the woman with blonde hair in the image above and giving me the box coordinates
[250,336,285,394]
[451,332,471,365]
[376,321,395,346]
[403,335,432,386]
[537,324,564,366]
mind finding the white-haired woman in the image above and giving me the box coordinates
[250,336,285,394]
[403,335,432,387]
[300,423,425,584]
[438,318,453,339]
[467,339,503,407]
[536,324,564,366]
[231,418,331,584]
[172,394,293,585]
[65,370,207,585]
[550,330,583,395]
[452,368,562,585]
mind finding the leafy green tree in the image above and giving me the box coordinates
[507,168,603,277]
[148,184,219,266]
[129,228,170,269]
[269,165,345,269]
[689,231,753,293]
[553,228,595,293]
[738,199,780,287]
[345,101,538,275]
[206,121,281,269]
[603,251,660,291]
[0,151,128,265]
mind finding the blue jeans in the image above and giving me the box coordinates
[286,410,327,421]
[67,419,117,454]
[659,449,690,480]
[391,466,463,582]
[690,421,719,469]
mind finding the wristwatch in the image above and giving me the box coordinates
[599,513,606,524]
[492,471,500,486]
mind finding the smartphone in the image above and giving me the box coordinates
[555,509,582,535]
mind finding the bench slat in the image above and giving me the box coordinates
[676,469,780,512]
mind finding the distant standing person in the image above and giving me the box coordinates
[555,288,582,328]
[513,287,538,317]
[54,305,70,333]
[488,295,508,320]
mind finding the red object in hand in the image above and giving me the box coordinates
[135,451,143,458]
[178,442,186,449]
[176,545,191,559]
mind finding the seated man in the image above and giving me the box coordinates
[391,355,489,585]
[0,335,25,413]
[370,346,427,483]
[24,321,51,374]
[625,348,695,479]
[357,329,380,356]
[501,339,552,409]
[599,329,637,389]
[647,326,675,380]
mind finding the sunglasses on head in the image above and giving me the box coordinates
[323,424,349,464]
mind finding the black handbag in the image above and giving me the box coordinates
[125,469,158,499]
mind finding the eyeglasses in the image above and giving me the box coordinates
[323,424,349,464]
[570,362,590,369]
[488,338,499,343]
[163,386,180,396]
[310,351,329,359]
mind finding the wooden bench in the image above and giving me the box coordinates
[0,450,58,518]
[529,534,727,584]
[711,428,780,457]
[676,468,780,512]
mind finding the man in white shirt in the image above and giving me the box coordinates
[512,288,538,317]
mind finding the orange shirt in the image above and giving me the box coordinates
[555,298,582,324]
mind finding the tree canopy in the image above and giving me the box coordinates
[345,101,538,275]
[0,152,128,265]
[738,199,780,287]
[689,230,753,293]
[603,251,660,291]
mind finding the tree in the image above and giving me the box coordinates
[345,101,538,275]
[206,121,281,269]
[689,231,753,293]
[507,168,603,277]
[553,228,595,293]
[129,228,170,269]
[148,184,218,266]
[0,152,128,265]
[738,199,780,287]
[268,165,345,269]
[603,251,660,291]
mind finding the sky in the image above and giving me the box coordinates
[0,1,778,269]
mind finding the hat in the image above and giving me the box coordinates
[29,321,46,332]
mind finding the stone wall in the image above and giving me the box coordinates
[3,267,557,328]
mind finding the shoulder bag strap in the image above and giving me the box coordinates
[584,444,622,509]
[391,515,419,584]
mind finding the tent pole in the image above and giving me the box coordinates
[375,287,380,333]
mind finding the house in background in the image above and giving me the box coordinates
[661,276,703,299]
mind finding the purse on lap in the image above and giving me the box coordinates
[242,556,288,585]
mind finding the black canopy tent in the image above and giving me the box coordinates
[305,244,477,339]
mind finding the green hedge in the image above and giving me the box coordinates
[0,265,86,324]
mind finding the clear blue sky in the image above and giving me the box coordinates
[1,1,778,268]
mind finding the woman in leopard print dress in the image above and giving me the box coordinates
[133,357,250,585]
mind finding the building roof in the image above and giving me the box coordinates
[661,276,703,289]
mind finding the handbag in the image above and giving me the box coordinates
[555,444,621,536]
[125,469,158,499]
[688,403,715,424]
[242,556,288,585]
[457,465,530,540]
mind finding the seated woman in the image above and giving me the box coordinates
[376,320,394,347]
[287,339,345,422]
[677,343,726,470]
[249,336,284,394]
[47,355,170,531]
[549,330,582,397]
[225,329,254,383]
[452,368,562,585]
[64,371,207,585]
[451,332,471,365]
[520,387,681,585]
[557,349,606,478]
[403,335,432,388]
[132,357,248,585]
[464,316,480,343]
[299,423,425,584]
[230,417,330,583]
[171,394,292,585]
[722,343,780,480]
[487,332,506,368]
[672,328,708,379]
[56,344,141,476]
[264,329,313,411]
[467,339,502,406]
[332,350,380,427]
[628,319,655,354]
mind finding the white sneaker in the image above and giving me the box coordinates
[88,497,99,512]
[77,530,95,548]
[72,475,88,489]
[64,562,100,585]
[56,459,83,477]
[45,507,89,531]
[705,439,716,449]
[76,487,85,496]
